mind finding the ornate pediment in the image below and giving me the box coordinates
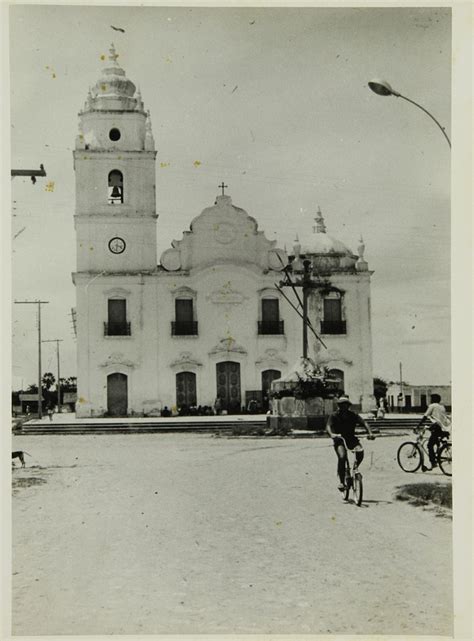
[100,352,136,369]
[169,351,202,369]
[209,337,247,356]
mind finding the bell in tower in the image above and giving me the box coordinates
[108,170,124,204]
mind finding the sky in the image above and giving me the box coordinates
[7,3,455,389]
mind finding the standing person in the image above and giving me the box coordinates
[397,393,404,414]
[326,396,376,492]
[416,393,451,469]
[47,406,54,421]
[214,397,222,416]
[376,398,385,419]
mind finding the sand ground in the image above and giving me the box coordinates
[11,432,452,636]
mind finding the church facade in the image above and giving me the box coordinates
[72,46,374,417]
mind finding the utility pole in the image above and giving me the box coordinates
[399,362,403,397]
[14,300,49,418]
[42,339,63,413]
[276,257,327,359]
[11,164,46,184]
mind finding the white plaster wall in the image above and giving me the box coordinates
[75,266,373,415]
[74,152,156,215]
[75,216,157,272]
[75,273,160,417]
[154,264,293,409]
[80,111,146,151]
[308,273,374,410]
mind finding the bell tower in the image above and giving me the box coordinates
[73,44,157,272]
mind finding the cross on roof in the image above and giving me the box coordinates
[219,182,228,196]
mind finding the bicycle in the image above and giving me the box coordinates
[335,435,372,506]
[397,426,452,477]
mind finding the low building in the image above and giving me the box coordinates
[386,384,451,413]
[18,393,46,414]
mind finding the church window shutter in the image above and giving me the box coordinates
[323,298,342,322]
[262,298,279,323]
[172,298,197,335]
[321,294,346,334]
[175,298,193,323]
[106,299,130,336]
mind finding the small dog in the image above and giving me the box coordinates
[12,451,31,467]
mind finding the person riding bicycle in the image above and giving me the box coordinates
[416,394,451,470]
[326,396,376,492]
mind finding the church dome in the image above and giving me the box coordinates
[87,44,139,112]
[299,207,352,256]
[290,207,361,274]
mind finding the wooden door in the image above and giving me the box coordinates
[261,369,281,410]
[216,361,241,413]
[107,373,128,416]
[176,371,197,409]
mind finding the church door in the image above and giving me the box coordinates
[216,361,241,413]
[261,369,281,410]
[176,371,197,409]
[107,373,128,416]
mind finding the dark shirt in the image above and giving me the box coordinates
[328,409,365,441]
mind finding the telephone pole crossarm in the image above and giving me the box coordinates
[11,164,47,184]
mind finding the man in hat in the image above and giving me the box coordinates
[416,393,451,470]
[326,396,376,492]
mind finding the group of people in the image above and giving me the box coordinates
[326,393,451,492]
[161,405,216,417]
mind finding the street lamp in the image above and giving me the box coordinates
[368,79,451,148]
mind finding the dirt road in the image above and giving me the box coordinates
[12,433,452,635]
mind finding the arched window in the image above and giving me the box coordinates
[258,296,284,335]
[321,291,346,334]
[105,298,130,336]
[108,170,124,204]
[261,369,281,410]
[172,298,198,335]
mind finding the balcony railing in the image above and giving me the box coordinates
[258,320,285,335]
[172,321,198,336]
[104,322,131,336]
[320,320,346,335]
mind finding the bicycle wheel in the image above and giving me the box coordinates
[437,442,452,477]
[397,441,423,472]
[354,472,363,506]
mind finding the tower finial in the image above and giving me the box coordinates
[145,109,153,132]
[313,205,326,233]
[135,87,144,111]
[109,43,119,64]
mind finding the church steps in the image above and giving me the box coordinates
[15,417,420,436]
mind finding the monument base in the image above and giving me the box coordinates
[266,414,328,434]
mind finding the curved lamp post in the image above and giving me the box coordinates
[368,79,451,149]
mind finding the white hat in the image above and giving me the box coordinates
[336,396,351,404]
